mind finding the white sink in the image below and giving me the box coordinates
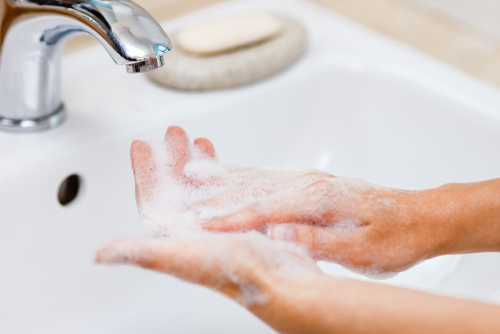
[2,0,500,333]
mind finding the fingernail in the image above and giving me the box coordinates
[200,218,218,231]
[94,241,136,265]
[94,248,123,265]
[267,225,297,242]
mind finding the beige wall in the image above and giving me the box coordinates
[310,0,500,87]
[402,0,500,43]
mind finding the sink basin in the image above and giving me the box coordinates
[2,0,500,332]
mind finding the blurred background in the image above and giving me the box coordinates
[66,0,500,87]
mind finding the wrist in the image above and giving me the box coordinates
[423,180,500,257]
[248,273,340,334]
[245,274,297,333]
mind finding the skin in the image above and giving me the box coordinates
[96,126,500,334]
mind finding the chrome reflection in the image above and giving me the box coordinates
[0,0,172,132]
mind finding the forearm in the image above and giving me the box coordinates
[422,178,500,257]
[250,275,500,334]
[247,179,500,333]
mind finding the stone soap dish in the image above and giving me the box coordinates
[147,13,307,91]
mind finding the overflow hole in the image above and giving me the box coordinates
[58,174,81,206]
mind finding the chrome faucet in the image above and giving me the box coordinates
[0,0,172,132]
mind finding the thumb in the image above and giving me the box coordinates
[267,224,363,264]
[95,237,227,288]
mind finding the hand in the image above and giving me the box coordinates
[130,126,334,238]
[130,126,444,274]
[95,232,500,334]
[98,125,323,318]
[95,232,322,306]
[204,177,445,274]
[205,178,500,275]
[129,126,500,275]
[97,126,500,334]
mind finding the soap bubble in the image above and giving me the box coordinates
[127,127,401,305]
[134,132,339,239]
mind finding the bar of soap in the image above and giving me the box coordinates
[177,13,283,56]
[148,16,306,91]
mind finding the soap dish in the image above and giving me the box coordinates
[147,13,307,91]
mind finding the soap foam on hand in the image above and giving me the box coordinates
[126,127,400,306]
[132,127,382,249]
[137,136,325,240]
[126,128,334,306]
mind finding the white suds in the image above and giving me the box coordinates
[132,132,396,305]
[138,140,340,240]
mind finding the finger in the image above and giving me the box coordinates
[267,224,367,265]
[95,235,323,304]
[202,183,335,232]
[296,171,336,181]
[95,238,220,286]
[202,207,266,232]
[191,172,329,211]
[202,176,343,233]
[130,140,156,203]
[95,237,263,301]
[188,190,246,211]
[202,198,303,232]
[164,126,190,177]
[194,138,215,158]
[95,238,171,269]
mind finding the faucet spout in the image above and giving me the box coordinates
[0,0,172,131]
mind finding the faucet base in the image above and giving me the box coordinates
[0,105,66,132]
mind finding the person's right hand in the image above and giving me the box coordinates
[131,126,438,275]
[204,175,500,275]
[131,126,500,276]
[203,176,450,275]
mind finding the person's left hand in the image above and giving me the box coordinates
[131,126,333,238]
[99,125,322,306]
[95,232,322,306]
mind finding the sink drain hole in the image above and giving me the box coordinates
[58,174,81,206]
